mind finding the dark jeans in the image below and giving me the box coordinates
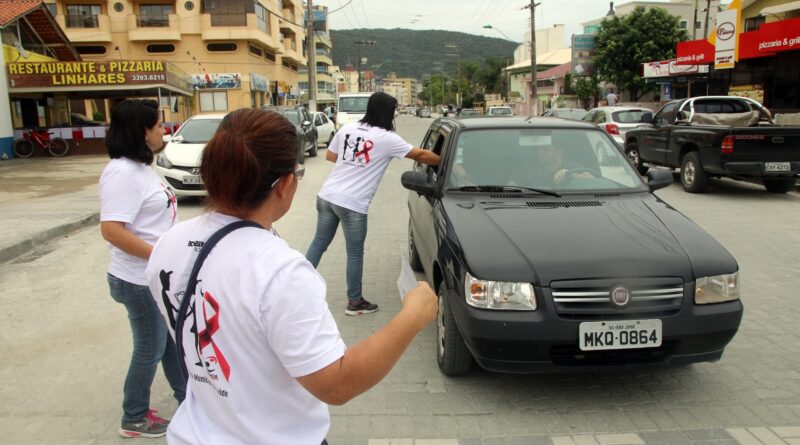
[108,274,186,423]
[305,197,368,303]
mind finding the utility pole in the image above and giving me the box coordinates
[692,0,699,39]
[703,0,712,39]
[445,44,461,107]
[354,40,376,92]
[306,0,316,111]
[524,1,540,116]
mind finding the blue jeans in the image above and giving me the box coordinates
[306,197,368,303]
[108,274,186,423]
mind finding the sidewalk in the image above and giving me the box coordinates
[0,155,107,264]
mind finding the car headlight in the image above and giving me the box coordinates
[156,153,173,169]
[695,272,740,304]
[465,272,537,311]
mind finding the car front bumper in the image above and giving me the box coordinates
[153,165,207,197]
[446,286,743,373]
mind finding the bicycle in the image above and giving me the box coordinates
[13,129,70,158]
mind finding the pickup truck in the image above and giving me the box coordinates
[624,96,800,193]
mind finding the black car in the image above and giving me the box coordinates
[402,116,743,375]
[262,105,318,163]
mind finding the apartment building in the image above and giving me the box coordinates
[381,73,417,106]
[43,0,307,116]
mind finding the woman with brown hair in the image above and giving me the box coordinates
[146,108,437,444]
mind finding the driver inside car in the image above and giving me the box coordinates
[535,144,595,186]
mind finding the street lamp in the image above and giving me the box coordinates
[482,24,515,42]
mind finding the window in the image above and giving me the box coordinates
[207,42,237,52]
[139,4,173,27]
[744,16,765,32]
[655,102,679,123]
[264,50,276,62]
[679,20,688,29]
[251,91,258,108]
[45,3,57,16]
[146,44,175,53]
[249,44,263,57]
[204,0,251,26]
[75,45,107,55]
[695,21,702,30]
[66,4,101,28]
[255,2,270,33]
[199,91,228,111]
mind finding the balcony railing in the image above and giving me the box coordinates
[315,49,330,56]
[210,13,247,27]
[66,14,99,28]
[136,15,169,27]
[283,11,296,23]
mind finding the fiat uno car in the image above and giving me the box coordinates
[402,116,743,375]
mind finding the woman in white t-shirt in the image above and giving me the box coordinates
[99,99,186,438]
[306,92,440,315]
[146,109,438,445]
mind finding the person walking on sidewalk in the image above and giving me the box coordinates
[305,92,440,315]
[99,99,186,438]
[145,108,439,444]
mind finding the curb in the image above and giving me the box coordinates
[0,212,100,264]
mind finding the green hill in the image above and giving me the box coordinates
[329,28,517,80]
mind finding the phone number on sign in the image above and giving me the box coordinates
[131,74,166,81]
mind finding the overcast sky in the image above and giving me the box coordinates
[313,0,679,46]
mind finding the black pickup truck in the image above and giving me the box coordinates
[624,96,800,193]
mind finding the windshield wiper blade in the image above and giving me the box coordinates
[447,185,561,197]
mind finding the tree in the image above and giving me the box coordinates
[593,6,688,100]
[573,74,599,109]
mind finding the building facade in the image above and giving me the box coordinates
[299,4,334,110]
[43,0,307,116]
[582,1,720,39]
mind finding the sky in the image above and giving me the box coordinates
[313,0,679,47]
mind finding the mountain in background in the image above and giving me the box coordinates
[329,29,517,80]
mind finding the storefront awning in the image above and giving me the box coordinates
[761,1,800,16]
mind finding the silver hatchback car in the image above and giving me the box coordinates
[582,106,653,145]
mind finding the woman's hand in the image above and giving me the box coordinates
[401,282,438,330]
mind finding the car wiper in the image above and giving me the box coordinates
[447,185,561,197]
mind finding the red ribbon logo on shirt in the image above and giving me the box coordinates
[198,291,231,381]
[355,140,373,164]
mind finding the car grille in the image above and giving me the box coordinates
[171,165,199,174]
[164,176,205,191]
[550,277,684,319]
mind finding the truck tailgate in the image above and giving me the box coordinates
[727,127,800,162]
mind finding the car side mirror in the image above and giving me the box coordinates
[302,120,311,127]
[676,111,689,123]
[401,170,438,197]
[162,135,172,143]
[647,169,673,192]
[639,112,653,124]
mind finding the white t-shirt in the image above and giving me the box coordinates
[146,212,346,445]
[606,92,618,106]
[319,122,413,214]
[99,157,177,285]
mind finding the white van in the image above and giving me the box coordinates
[336,92,372,130]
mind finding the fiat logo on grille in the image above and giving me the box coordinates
[190,168,200,175]
[610,286,630,308]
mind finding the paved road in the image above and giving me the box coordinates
[1,115,799,444]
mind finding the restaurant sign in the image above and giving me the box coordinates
[7,61,191,93]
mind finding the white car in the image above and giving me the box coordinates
[312,111,336,147]
[154,114,225,197]
[581,106,654,146]
[336,92,371,130]
[487,106,513,116]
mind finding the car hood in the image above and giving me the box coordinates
[163,141,206,167]
[441,194,736,285]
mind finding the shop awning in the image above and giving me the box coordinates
[761,1,800,15]
[0,0,81,61]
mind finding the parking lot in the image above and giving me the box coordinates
[0,115,799,444]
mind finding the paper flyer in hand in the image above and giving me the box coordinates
[397,250,418,301]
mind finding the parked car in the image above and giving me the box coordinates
[417,107,432,118]
[486,106,513,116]
[459,108,481,116]
[311,111,336,148]
[542,108,587,120]
[336,92,371,130]
[154,114,225,197]
[624,96,800,193]
[582,106,653,145]
[262,105,318,163]
[402,116,743,375]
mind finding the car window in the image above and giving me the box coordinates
[593,112,607,124]
[280,110,300,124]
[174,118,223,143]
[612,110,648,123]
[693,99,750,113]
[339,97,369,113]
[655,102,679,123]
[314,114,323,126]
[320,114,329,124]
[447,129,643,192]
[581,111,595,122]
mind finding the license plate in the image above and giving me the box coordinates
[579,319,662,351]
[183,175,202,185]
[765,162,790,172]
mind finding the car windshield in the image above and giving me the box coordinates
[551,109,587,119]
[612,110,648,123]
[279,110,301,124]
[174,118,223,143]
[490,108,512,115]
[448,129,644,192]
[339,97,370,113]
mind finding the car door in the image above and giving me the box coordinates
[408,125,450,273]
[638,101,678,164]
[300,108,314,146]
[317,113,334,144]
